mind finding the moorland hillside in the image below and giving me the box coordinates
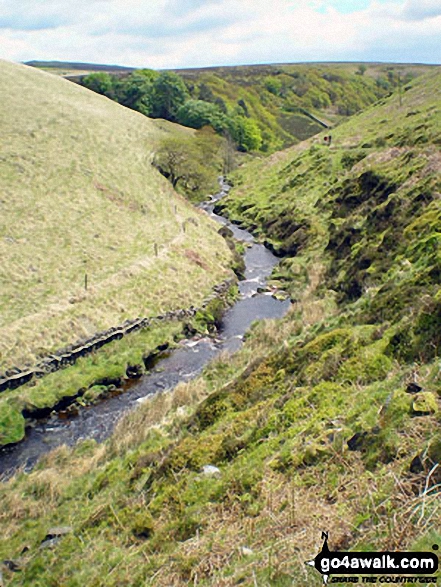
[0,60,232,372]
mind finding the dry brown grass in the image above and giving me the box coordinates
[290,261,335,327]
[108,378,210,457]
[148,467,355,586]
[146,444,440,587]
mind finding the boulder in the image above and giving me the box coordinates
[201,465,221,477]
[409,454,424,474]
[406,382,423,394]
[347,431,368,451]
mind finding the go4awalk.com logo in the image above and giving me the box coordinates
[306,532,439,585]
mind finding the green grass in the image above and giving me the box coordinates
[218,69,441,259]
[0,60,233,371]
[0,314,439,585]
[0,283,238,447]
[0,64,440,586]
[0,320,181,446]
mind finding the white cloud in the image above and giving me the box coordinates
[402,0,441,21]
[0,0,439,66]
[0,0,108,30]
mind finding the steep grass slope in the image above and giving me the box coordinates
[0,60,232,372]
[218,68,440,236]
[0,68,440,586]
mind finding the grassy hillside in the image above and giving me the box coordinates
[0,67,440,586]
[0,60,232,372]
[216,67,441,270]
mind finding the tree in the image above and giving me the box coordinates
[198,83,215,102]
[82,72,113,97]
[117,69,158,112]
[154,129,224,200]
[264,76,282,96]
[176,100,227,132]
[237,99,249,117]
[150,72,189,121]
[214,97,227,114]
[228,116,262,152]
[154,136,190,188]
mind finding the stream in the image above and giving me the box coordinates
[0,179,291,478]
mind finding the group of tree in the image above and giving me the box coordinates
[80,70,262,152]
[80,64,412,154]
[263,66,410,116]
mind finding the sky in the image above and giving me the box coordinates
[0,0,440,69]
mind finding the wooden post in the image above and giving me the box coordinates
[84,273,88,291]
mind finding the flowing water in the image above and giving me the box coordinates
[0,180,290,477]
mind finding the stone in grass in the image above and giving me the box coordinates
[39,526,73,549]
[406,382,423,394]
[409,454,424,474]
[241,546,254,556]
[347,431,368,451]
[2,560,20,572]
[45,526,73,538]
[201,465,221,477]
[411,392,439,416]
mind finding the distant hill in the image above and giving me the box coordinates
[25,60,136,73]
[0,60,232,371]
[173,62,436,148]
[71,60,436,152]
[219,66,441,258]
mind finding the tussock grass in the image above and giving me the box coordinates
[108,378,210,457]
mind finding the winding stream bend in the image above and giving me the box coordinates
[0,180,290,478]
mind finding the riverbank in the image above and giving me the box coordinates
[0,61,234,375]
[0,182,291,474]
[0,277,237,450]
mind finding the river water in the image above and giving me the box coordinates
[0,180,290,477]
